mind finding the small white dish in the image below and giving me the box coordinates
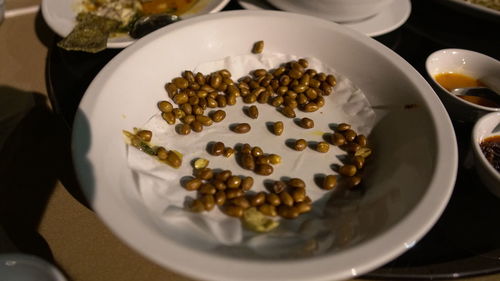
[471,112,500,197]
[237,0,411,37]
[41,0,230,49]
[72,10,457,281]
[426,48,500,123]
[0,254,67,281]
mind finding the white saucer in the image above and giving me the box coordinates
[0,254,67,281]
[237,0,411,37]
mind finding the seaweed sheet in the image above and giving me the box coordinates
[57,13,120,53]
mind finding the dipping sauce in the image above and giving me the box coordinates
[434,72,483,91]
[142,0,197,15]
[434,72,499,108]
[480,135,500,173]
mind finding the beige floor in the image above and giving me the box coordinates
[1,1,500,281]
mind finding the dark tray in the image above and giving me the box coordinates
[46,0,500,279]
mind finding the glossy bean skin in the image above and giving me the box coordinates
[339,165,357,177]
[279,191,294,207]
[184,178,202,191]
[294,139,307,151]
[241,154,255,170]
[330,132,346,146]
[136,130,152,142]
[247,105,259,119]
[346,175,362,188]
[316,141,330,153]
[259,204,277,216]
[194,167,213,180]
[273,121,284,136]
[158,101,173,113]
[211,110,226,122]
[252,40,264,54]
[224,205,244,217]
[288,178,306,189]
[211,142,225,156]
[232,123,251,133]
[240,176,254,191]
[323,175,337,190]
[281,106,296,118]
[255,164,273,175]
[299,117,314,129]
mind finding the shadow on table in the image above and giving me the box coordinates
[0,86,88,263]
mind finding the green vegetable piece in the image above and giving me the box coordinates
[57,13,120,53]
[138,142,156,156]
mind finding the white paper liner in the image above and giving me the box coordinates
[126,53,376,257]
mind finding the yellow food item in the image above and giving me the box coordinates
[242,207,279,233]
[434,72,483,92]
[141,0,197,15]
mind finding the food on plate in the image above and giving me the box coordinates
[122,129,183,168]
[242,207,280,232]
[57,13,120,52]
[231,123,251,133]
[246,105,259,119]
[162,58,337,135]
[210,109,226,122]
[234,143,281,175]
[193,158,209,169]
[58,0,197,52]
[480,135,500,172]
[463,0,500,10]
[272,121,284,135]
[316,141,330,153]
[123,50,375,236]
[322,175,337,190]
[299,117,314,128]
[251,40,264,54]
[184,163,314,226]
[293,139,308,151]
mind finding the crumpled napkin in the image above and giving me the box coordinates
[126,53,376,255]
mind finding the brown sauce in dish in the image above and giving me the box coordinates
[434,72,499,108]
[458,95,500,108]
[480,135,500,173]
[434,72,483,91]
[142,0,198,15]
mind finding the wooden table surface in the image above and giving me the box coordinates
[1,1,499,280]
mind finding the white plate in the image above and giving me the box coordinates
[237,0,411,37]
[72,10,457,281]
[41,0,230,49]
[439,0,500,20]
[0,254,67,281]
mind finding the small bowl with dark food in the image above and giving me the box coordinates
[425,48,500,123]
[472,112,500,197]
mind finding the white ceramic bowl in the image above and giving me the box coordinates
[425,48,500,123]
[72,10,457,281]
[266,0,394,22]
[472,112,500,197]
[0,254,67,281]
[41,0,230,48]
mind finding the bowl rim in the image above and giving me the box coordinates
[471,111,500,181]
[425,48,500,112]
[72,10,458,281]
